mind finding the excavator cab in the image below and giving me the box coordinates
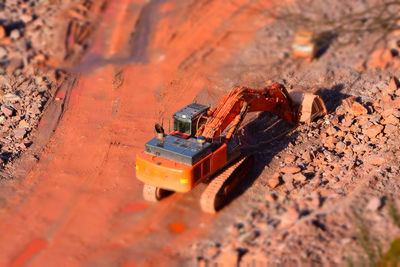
[171,103,209,138]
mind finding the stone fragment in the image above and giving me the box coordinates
[343,98,368,116]
[383,115,399,125]
[1,105,14,117]
[360,121,373,129]
[2,93,21,102]
[336,142,346,153]
[363,124,384,138]
[388,76,400,93]
[367,49,394,69]
[18,120,29,129]
[324,136,338,149]
[7,57,24,72]
[281,166,301,174]
[341,115,354,127]
[353,144,366,153]
[326,126,337,136]
[384,124,397,135]
[369,114,382,124]
[27,104,41,115]
[238,230,260,243]
[32,53,46,64]
[284,154,296,163]
[367,155,386,166]
[268,174,281,188]
[301,151,312,162]
[282,173,294,191]
[14,128,26,139]
[293,173,307,182]
[366,197,382,211]
[10,29,20,41]
[20,14,33,24]
[381,109,397,119]
[280,207,298,228]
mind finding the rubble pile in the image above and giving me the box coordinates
[0,1,99,170]
[194,77,400,265]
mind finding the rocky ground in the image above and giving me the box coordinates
[191,0,400,265]
[0,0,398,265]
[0,0,103,176]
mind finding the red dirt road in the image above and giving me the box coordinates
[0,0,286,265]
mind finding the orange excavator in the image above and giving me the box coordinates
[136,82,326,213]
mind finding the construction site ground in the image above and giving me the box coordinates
[0,0,399,265]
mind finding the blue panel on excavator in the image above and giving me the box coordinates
[145,135,212,166]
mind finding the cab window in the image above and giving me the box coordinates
[174,118,191,135]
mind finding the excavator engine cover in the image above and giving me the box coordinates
[145,135,212,165]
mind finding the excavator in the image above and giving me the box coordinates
[135,82,326,213]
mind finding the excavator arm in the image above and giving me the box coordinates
[196,83,298,140]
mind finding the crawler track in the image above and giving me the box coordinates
[201,155,255,213]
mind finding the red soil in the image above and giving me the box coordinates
[0,0,287,265]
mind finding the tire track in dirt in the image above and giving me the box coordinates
[0,0,290,265]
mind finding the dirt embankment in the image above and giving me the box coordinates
[0,0,295,266]
[0,0,398,265]
[0,0,105,179]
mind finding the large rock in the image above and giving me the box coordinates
[324,136,339,149]
[293,173,307,182]
[14,128,26,139]
[342,97,368,116]
[18,120,29,129]
[268,173,281,188]
[1,105,14,117]
[367,49,396,69]
[382,115,399,125]
[366,155,386,166]
[281,166,301,174]
[384,124,397,135]
[2,93,21,102]
[10,29,21,41]
[363,124,384,138]
[366,197,382,211]
[285,154,296,163]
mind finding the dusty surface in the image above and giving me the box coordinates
[0,0,399,265]
[0,0,290,265]
[0,0,104,177]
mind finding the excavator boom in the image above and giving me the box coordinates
[197,83,298,139]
